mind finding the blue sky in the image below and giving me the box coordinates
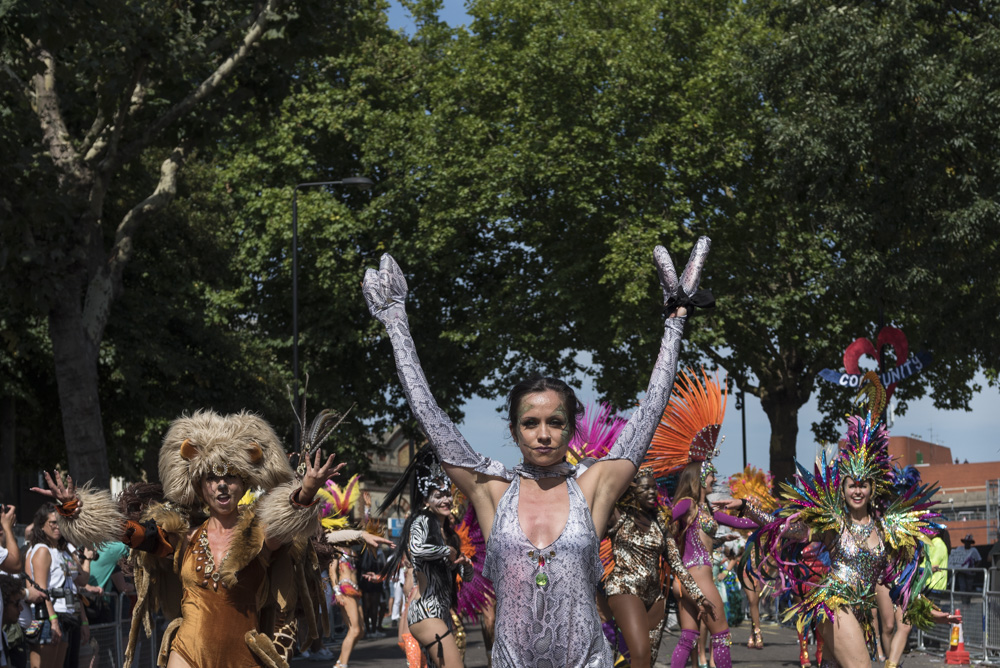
[382,1,1000,479]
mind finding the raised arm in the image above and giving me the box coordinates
[584,239,711,514]
[362,254,511,492]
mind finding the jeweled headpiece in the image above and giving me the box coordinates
[374,446,451,518]
[838,372,892,499]
[645,368,727,479]
[700,460,718,488]
[418,458,449,498]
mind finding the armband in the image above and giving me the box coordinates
[55,497,81,517]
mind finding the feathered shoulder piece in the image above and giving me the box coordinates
[838,372,892,498]
[566,402,627,464]
[728,465,777,514]
[645,367,727,477]
[776,449,844,533]
[880,466,944,608]
[316,475,361,531]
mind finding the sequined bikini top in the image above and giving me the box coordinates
[831,518,886,586]
[697,503,718,536]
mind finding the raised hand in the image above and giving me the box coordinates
[711,498,743,512]
[654,236,711,319]
[30,470,78,508]
[362,254,408,323]
[299,449,346,504]
[0,504,15,530]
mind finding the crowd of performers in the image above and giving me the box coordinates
[0,238,958,668]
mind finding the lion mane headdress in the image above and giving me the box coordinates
[159,409,295,507]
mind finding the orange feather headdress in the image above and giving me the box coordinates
[644,367,727,479]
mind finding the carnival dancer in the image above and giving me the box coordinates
[730,374,957,668]
[316,474,393,668]
[376,448,472,668]
[605,467,712,668]
[726,465,777,649]
[362,240,712,667]
[644,368,759,668]
[33,410,343,668]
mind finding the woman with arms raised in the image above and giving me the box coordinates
[362,239,710,667]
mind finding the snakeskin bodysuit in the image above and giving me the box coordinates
[483,475,613,668]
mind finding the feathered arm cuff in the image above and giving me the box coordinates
[55,484,127,550]
[664,533,706,605]
[258,482,322,545]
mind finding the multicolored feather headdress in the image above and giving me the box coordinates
[838,372,892,499]
[316,474,361,531]
[645,368,727,482]
[566,402,628,464]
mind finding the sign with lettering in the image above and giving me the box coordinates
[818,326,932,400]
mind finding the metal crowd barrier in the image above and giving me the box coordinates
[86,592,162,668]
[915,567,997,664]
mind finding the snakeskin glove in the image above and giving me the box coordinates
[363,255,511,479]
[604,238,712,468]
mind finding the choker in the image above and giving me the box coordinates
[513,461,577,480]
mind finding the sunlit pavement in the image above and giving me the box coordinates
[293,618,985,667]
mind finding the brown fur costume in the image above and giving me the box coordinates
[53,410,325,668]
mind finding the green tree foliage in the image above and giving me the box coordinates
[303,0,1000,483]
[738,0,1000,450]
[0,0,376,485]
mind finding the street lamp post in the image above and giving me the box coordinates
[291,177,374,410]
[736,389,746,469]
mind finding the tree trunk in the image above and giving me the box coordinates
[49,294,110,487]
[759,392,801,487]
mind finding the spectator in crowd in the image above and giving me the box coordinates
[948,534,981,592]
[0,506,21,574]
[25,503,89,668]
[926,528,950,592]
[2,574,27,668]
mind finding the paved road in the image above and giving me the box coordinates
[293,618,987,667]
